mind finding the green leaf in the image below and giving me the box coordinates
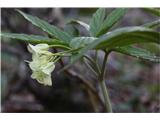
[1,32,67,46]
[89,8,106,37]
[90,8,127,37]
[68,19,90,31]
[69,37,97,49]
[66,27,160,67]
[140,43,160,55]
[17,10,72,43]
[143,8,160,16]
[113,46,160,63]
[142,19,160,29]
[97,8,127,37]
[64,25,79,37]
[68,37,97,67]
[96,27,160,49]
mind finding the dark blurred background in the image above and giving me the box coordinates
[1,8,160,113]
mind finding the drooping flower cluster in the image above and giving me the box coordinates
[27,44,55,86]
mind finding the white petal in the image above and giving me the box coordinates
[27,44,49,54]
[43,75,52,86]
[31,71,52,86]
[31,71,45,84]
[35,44,49,51]
[31,72,43,84]
[42,62,55,75]
[27,44,36,53]
[29,61,40,71]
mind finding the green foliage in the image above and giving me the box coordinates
[68,27,160,66]
[70,37,97,49]
[1,33,67,46]
[89,8,106,37]
[143,8,160,16]
[142,19,160,29]
[17,10,72,43]
[64,25,80,38]
[90,8,127,37]
[68,19,90,31]
[96,27,160,49]
[1,8,160,70]
[113,46,160,62]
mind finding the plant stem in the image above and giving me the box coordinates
[100,79,112,112]
[84,55,101,75]
[49,45,71,50]
[99,51,112,112]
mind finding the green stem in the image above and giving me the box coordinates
[95,50,98,63]
[84,55,101,75]
[100,79,112,112]
[99,51,112,113]
[51,48,80,56]
[49,45,71,50]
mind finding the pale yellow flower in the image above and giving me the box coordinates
[27,44,55,86]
